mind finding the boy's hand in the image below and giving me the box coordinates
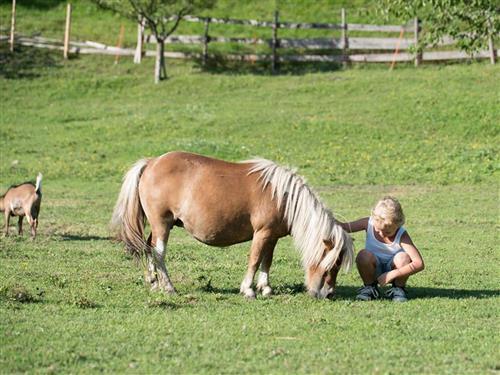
[377,272,393,287]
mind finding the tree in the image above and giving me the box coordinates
[379,0,499,55]
[95,0,215,83]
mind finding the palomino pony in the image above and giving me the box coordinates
[112,151,354,298]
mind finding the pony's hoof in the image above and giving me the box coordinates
[242,288,256,299]
[261,286,272,297]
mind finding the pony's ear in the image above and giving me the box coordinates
[323,239,334,250]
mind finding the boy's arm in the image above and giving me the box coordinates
[377,232,425,286]
[338,217,369,233]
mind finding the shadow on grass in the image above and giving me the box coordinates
[335,286,500,300]
[196,54,343,76]
[0,0,65,9]
[0,44,61,79]
[59,234,112,241]
[198,285,241,295]
[196,282,499,300]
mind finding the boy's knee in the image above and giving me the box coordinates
[356,249,375,265]
[393,251,411,268]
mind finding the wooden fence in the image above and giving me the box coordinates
[133,11,498,70]
[4,7,498,69]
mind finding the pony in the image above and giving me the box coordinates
[111,151,353,298]
[1,173,43,238]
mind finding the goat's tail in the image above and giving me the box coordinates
[35,173,43,194]
[111,159,150,260]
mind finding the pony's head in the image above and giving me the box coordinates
[306,228,354,299]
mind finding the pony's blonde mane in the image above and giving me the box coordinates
[246,159,353,272]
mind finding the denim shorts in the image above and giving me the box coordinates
[371,250,404,277]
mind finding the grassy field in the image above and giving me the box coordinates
[1,2,499,372]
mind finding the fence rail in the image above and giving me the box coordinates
[3,7,497,68]
[2,34,497,65]
[143,35,456,51]
[134,11,496,69]
[181,15,415,32]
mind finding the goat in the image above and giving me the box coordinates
[1,173,43,238]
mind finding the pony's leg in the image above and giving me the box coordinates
[144,233,159,290]
[255,239,277,297]
[240,231,274,299]
[145,252,160,291]
[150,219,176,294]
[17,216,23,236]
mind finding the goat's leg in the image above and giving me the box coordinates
[25,214,36,239]
[17,216,23,236]
[3,210,11,236]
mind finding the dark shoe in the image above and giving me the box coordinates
[386,286,408,302]
[356,284,380,301]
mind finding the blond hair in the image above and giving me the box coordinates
[371,196,405,227]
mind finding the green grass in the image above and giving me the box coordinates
[0,21,499,375]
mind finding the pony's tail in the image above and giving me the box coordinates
[111,159,151,260]
[35,173,43,194]
[320,224,354,273]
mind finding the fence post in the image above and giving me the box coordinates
[114,24,125,64]
[272,10,279,74]
[202,17,210,67]
[134,17,144,64]
[487,19,496,65]
[488,35,496,65]
[414,17,422,67]
[9,0,16,52]
[341,8,349,67]
[63,3,72,59]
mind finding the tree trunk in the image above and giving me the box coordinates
[154,39,167,84]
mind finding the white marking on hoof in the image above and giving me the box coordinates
[242,288,256,299]
[261,286,272,297]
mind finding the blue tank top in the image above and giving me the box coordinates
[365,217,406,262]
